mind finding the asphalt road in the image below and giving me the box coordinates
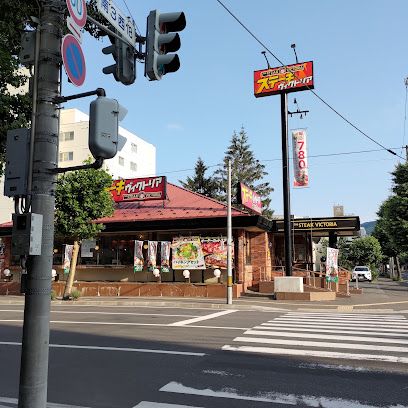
[0,302,407,408]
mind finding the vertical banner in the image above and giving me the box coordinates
[326,247,339,283]
[63,244,73,274]
[160,241,171,272]
[292,129,309,188]
[133,240,144,272]
[148,241,158,270]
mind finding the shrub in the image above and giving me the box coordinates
[71,289,81,301]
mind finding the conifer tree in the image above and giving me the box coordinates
[214,126,274,217]
[179,157,219,198]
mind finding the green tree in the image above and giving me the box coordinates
[373,162,408,280]
[179,157,219,198]
[346,236,383,274]
[214,126,274,217]
[0,1,107,174]
[55,166,114,299]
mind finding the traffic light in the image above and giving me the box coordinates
[145,10,186,81]
[89,96,128,160]
[102,32,136,85]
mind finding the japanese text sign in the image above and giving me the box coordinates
[254,61,314,97]
[108,176,166,202]
[237,182,262,215]
[97,0,136,46]
[292,129,309,188]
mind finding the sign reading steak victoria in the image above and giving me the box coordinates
[108,176,166,202]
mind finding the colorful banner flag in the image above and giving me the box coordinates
[148,241,158,270]
[326,247,339,283]
[171,237,205,270]
[160,241,171,272]
[292,129,309,188]
[63,244,73,274]
[133,240,144,272]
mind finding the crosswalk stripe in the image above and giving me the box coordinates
[272,318,408,326]
[285,312,406,319]
[269,319,408,328]
[253,324,408,337]
[244,329,408,344]
[222,345,408,364]
[132,402,203,408]
[260,322,408,333]
[232,336,408,353]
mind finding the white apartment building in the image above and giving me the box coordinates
[0,108,156,223]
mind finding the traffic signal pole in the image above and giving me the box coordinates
[18,1,62,407]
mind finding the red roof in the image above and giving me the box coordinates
[98,183,249,224]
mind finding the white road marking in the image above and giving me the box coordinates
[0,342,206,357]
[0,309,200,318]
[286,312,406,319]
[0,319,247,330]
[232,336,408,353]
[222,345,408,364]
[273,318,408,326]
[133,402,203,408]
[160,381,408,407]
[253,324,408,337]
[268,319,408,329]
[244,329,408,344]
[260,322,408,333]
[169,310,237,326]
[0,396,91,407]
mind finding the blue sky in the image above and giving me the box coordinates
[64,0,408,223]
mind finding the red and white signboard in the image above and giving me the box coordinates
[292,129,309,188]
[108,176,167,202]
[254,61,314,98]
[237,182,262,214]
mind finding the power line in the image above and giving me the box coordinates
[215,0,405,161]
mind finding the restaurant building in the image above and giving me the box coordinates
[0,177,360,297]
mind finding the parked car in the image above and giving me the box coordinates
[351,266,372,282]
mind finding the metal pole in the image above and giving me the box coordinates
[18,1,62,407]
[280,93,293,276]
[227,159,233,304]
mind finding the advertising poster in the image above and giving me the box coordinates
[148,241,158,270]
[171,237,205,270]
[326,247,339,283]
[292,129,309,188]
[133,240,144,272]
[63,244,73,275]
[160,241,171,272]
[201,237,234,269]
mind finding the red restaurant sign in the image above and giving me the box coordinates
[254,61,314,98]
[237,182,262,215]
[108,176,166,202]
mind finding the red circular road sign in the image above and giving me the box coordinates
[61,34,86,87]
[66,0,87,28]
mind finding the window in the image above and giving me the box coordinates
[131,143,137,153]
[245,232,252,265]
[59,151,73,162]
[130,162,137,171]
[118,156,125,166]
[59,131,74,141]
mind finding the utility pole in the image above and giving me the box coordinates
[227,159,233,304]
[405,145,408,162]
[18,1,62,407]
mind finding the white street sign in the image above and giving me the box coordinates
[97,0,136,46]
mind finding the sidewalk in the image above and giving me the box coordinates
[0,278,407,312]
